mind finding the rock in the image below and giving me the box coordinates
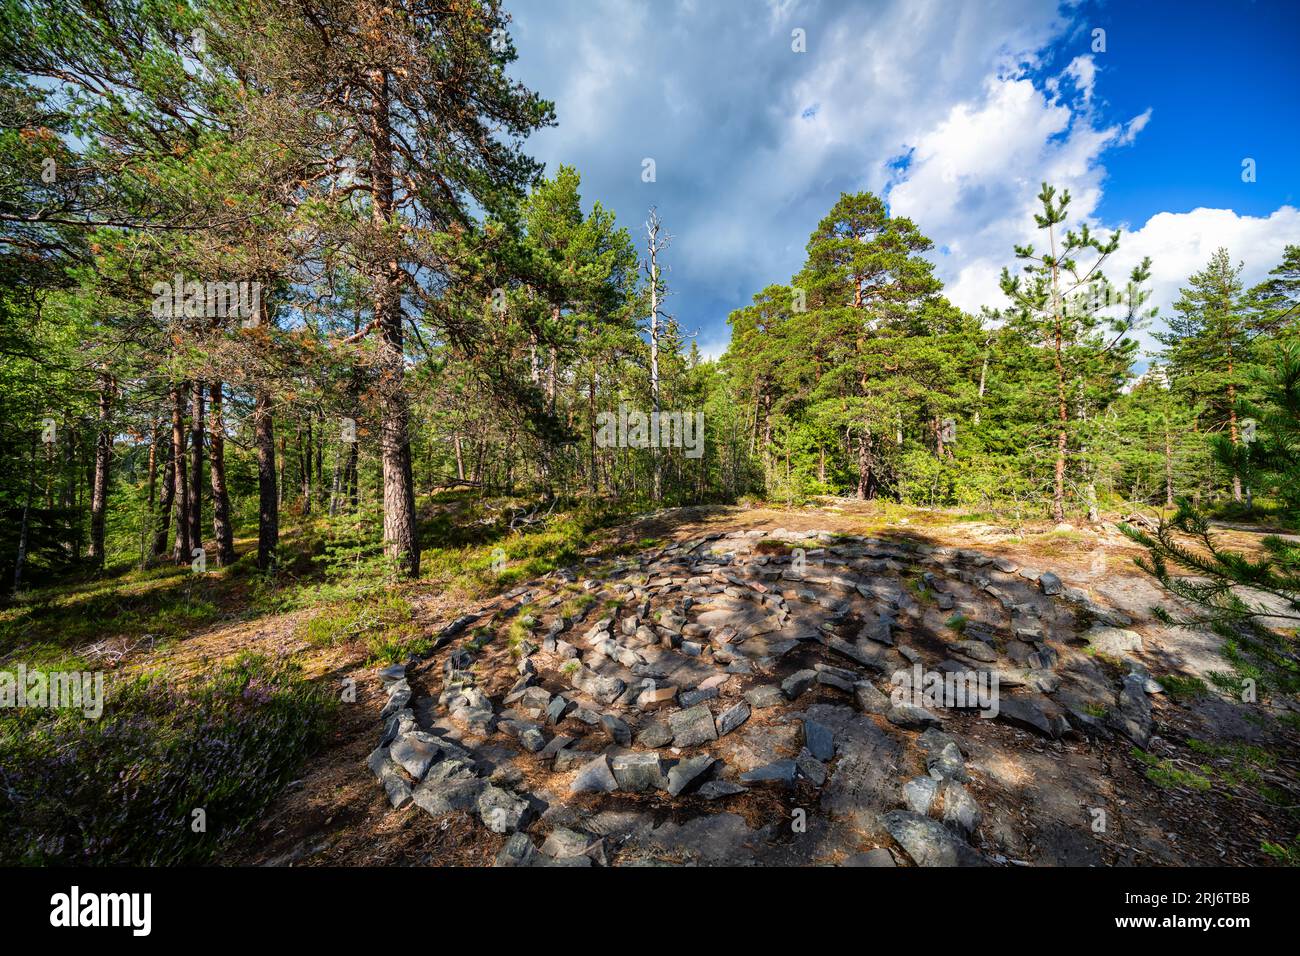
[883,811,988,867]
[637,685,677,710]
[802,718,835,761]
[494,831,538,867]
[666,754,717,796]
[716,701,751,736]
[389,732,441,780]
[637,718,674,748]
[697,780,747,800]
[669,704,718,747]
[997,695,1059,738]
[477,784,529,833]
[366,746,414,809]
[744,684,785,709]
[678,686,719,708]
[545,694,570,725]
[1086,625,1143,658]
[940,779,981,835]
[993,557,1019,573]
[854,680,891,714]
[842,848,896,867]
[411,772,485,817]
[570,755,619,794]
[600,713,632,746]
[541,827,596,860]
[377,663,406,685]
[886,703,942,729]
[927,742,968,782]
[570,666,625,705]
[795,748,828,786]
[1038,572,1063,596]
[1112,672,1154,746]
[781,669,818,700]
[739,759,798,786]
[903,775,939,814]
[611,751,665,792]
[953,640,998,663]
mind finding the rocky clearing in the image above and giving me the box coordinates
[215,503,1299,867]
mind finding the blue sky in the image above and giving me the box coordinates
[506,0,1300,360]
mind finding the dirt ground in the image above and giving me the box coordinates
[118,500,1296,867]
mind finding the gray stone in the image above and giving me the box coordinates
[611,751,665,792]
[1111,672,1154,746]
[854,680,891,714]
[1038,572,1063,596]
[697,780,747,800]
[637,718,674,748]
[541,827,595,859]
[666,754,717,796]
[903,775,939,814]
[739,759,797,786]
[803,718,835,761]
[570,755,619,793]
[669,704,718,747]
[781,668,818,699]
[570,666,625,705]
[996,695,1058,737]
[744,684,785,709]
[883,811,988,867]
[954,640,998,663]
[494,831,537,867]
[716,701,751,736]
[518,725,547,753]
[600,713,632,746]
[940,779,981,835]
[926,741,969,783]
[366,746,413,809]
[1086,625,1143,658]
[886,703,942,729]
[411,773,485,817]
[795,748,827,786]
[477,784,529,833]
[842,848,896,867]
[389,732,441,781]
[678,686,719,708]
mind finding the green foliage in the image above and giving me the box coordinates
[0,653,335,865]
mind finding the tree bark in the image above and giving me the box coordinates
[255,388,279,571]
[188,381,204,554]
[171,382,191,564]
[1163,417,1174,508]
[371,69,419,576]
[209,382,236,566]
[152,415,175,560]
[13,433,36,595]
[88,372,113,566]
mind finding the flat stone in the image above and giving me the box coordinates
[611,751,665,792]
[926,741,969,782]
[781,669,817,699]
[744,684,785,709]
[669,704,718,747]
[570,666,625,705]
[1038,572,1063,596]
[886,703,942,729]
[903,775,939,814]
[854,680,891,714]
[637,685,678,710]
[389,732,441,781]
[494,831,537,867]
[954,640,998,663]
[739,759,798,786]
[940,779,981,835]
[697,780,747,800]
[678,686,719,708]
[637,719,674,748]
[1111,672,1153,746]
[570,755,619,793]
[795,748,827,786]
[666,754,717,796]
[883,811,988,867]
[802,718,835,761]
[716,701,751,736]
[600,713,632,746]
[366,746,414,809]
[1086,625,1143,658]
[842,848,896,867]
[477,784,530,833]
